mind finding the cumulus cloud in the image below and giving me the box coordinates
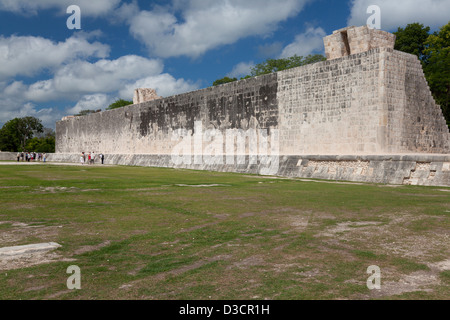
[0,34,110,81]
[279,26,326,58]
[128,0,309,58]
[347,0,450,30]
[20,55,163,103]
[66,94,112,115]
[0,0,121,16]
[227,61,255,78]
[119,74,199,99]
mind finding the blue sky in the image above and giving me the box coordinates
[0,0,449,128]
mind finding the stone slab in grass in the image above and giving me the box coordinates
[0,242,61,257]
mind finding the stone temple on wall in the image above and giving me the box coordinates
[51,25,450,187]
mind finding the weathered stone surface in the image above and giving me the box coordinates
[45,153,450,187]
[52,26,450,186]
[0,152,16,160]
[0,242,61,257]
[133,88,161,104]
[55,47,450,156]
[324,25,395,60]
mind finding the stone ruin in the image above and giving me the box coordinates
[324,25,396,60]
[53,26,450,186]
[133,88,161,105]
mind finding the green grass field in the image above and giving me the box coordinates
[0,163,448,300]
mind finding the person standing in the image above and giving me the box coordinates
[17,152,20,162]
[100,153,104,164]
[43,153,47,163]
[80,152,85,165]
[91,152,96,165]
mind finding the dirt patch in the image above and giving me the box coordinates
[288,216,310,232]
[0,220,63,247]
[0,251,75,271]
[228,255,265,270]
[122,255,232,288]
[0,223,63,245]
[429,259,450,271]
[34,186,100,193]
[369,270,441,298]
[319,221,383,237]
[0,186,30,189]
[73,240,111,255]
[178,222,220,233]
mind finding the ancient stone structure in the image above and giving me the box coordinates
[324,25,395,60]
[133,88,161,105]
[54,26,450,186]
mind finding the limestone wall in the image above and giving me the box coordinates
[383,50,450,153]
[56,47,450,158]
[324,26,395,60]
[56,73,279,155]
[46,153,450,187]
[0,152,16,161]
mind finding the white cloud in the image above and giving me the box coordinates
[0,98,62,129]
[0,0,121,16]
[66,94,112,115]
[129,0,309,58]
[227,61,255,78]
[279,26,326,58]
[347,0,450,30]
[119,74,199,99]
[24,55,164,102]
[0,34,110,81]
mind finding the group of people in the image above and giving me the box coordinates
[17,152,46,162]
[80,152,105,165]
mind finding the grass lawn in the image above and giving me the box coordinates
[0,163,448,300]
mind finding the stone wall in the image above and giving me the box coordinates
[54,27,450,186]
[383,50,449,153]
[56,73,279,155]
[46,153,450,187]
[324,25,395,60]
[0,152,16,161]
[56,47,449,157]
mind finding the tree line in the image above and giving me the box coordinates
[0,117,55,153]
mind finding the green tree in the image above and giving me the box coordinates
[0,117,43,152]
[394,23,431,63]
[106,99,133,110]
[250,54,326,76]
[213,77,238,86]
[25,136,55,153]
[424,21,450,126]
